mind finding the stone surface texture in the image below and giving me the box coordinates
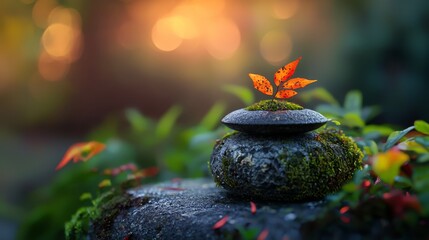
[88,179,326,240]
[221,108,328,135]
[210,130,363,201]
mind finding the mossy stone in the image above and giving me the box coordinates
[221,108,328,135]
[210,129,363,201]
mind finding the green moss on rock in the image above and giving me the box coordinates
[245,99,303,111]
[210,129,363,201]
[65,189,150,239]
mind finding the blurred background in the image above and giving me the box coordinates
[0,0,428,239]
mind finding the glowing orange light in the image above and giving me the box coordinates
[38,51,70,81]
[151,17,183,52]
[204,17,241,60]
[42,23,76,58]
[192,0,225,18]
[48,6,81,27]
[32,0,57,28]
[260,30,292,65]
[272,0,299,19]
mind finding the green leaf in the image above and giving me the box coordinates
[393,176,412,188]
[415,136,429,148]
[363,125,394,138]
[155,105,182,141]
[383,126,415,151]
[222,84,254,106]
[412,165,429,192]
[98,179,112,188]
[299,87,339,106]
[316,104,344,118]
[199,102,225,130]
[417,153,429,163]
[79,192,93,201]
[125,108,151,132]
[415,120,429,135]
[418,192,429,215]
[363,140,378,155]
[344,90,362,114]
[342,112,365,128]
[361,106,381,122]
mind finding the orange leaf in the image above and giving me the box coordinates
[56,141,106,170]
[212,215,229,230]
[275,89,298,99]
[274,56,302,86]
[250,201,257,215]
[282,78,317,90]
[249,74,273,96]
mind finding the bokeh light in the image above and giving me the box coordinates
[151,17,184,52]
[204,18,241,60]
[38,50,70,81]
[271,0,299,19]
[260,30,292,65]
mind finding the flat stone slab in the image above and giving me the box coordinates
[89,179,326,240]
[221,109,328,135]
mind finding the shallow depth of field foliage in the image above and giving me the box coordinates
[19,87,429,239]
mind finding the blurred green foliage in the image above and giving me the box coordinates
[18,87,429,239]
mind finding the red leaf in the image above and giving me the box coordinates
[339,206,349,214]
[250,201,257,215]
[282,78,317,90]
[212,215,229,230]
[274,56,302,86]
[275,89,298,99]
[249,74,273,96]
[56,141,105,170]
[104,163,138,176]
[257,229,269,240]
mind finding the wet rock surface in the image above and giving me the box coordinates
[221,108,328,135]
[210,130,363,201]
[89,179,326,240]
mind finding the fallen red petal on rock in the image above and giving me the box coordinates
[212,215,229,230]
[257,229,269,240]
[250,201,257,215]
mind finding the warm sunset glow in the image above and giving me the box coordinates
[42,23,75,58]
[271,0,299,19]
[47,6,81,27]
[151,17,183,52]
[32,0,57,28]
[38,51,70,81]
[204,18,241,60]
[260,30,292,65]
[191,0,225,18]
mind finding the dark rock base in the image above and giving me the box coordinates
[210,130,363,201]
[89,179,326,240]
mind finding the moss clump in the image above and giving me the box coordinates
[65,190,150,239]
[245,99,303,111]
[209,129,363,201]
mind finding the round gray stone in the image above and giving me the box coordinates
[221,108,328,135]
[210,130,363,201]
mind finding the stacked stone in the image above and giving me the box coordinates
[210,103,363,201]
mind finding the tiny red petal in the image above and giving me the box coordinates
[212,215,229,230]
[257,229,269,240]
[250,201,257,215]
[339,206,349,214]
[361,180,371,188]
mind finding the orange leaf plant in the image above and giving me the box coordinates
[55,141,106,170]
[249,57,317,99]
